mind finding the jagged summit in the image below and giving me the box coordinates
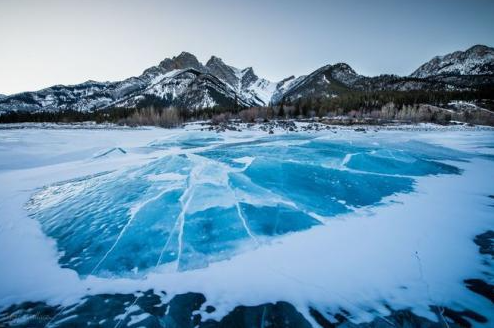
[326,63,360,85]
[240,67,258,87]
[205,55,225,66]
[158,51,204,72]
[204,56,276,105]
[205,55,240,88]
[331,63,357,74]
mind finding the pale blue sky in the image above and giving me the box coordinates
[0,0,493,94]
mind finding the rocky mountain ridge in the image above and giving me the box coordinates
[411,45,494,78]
[1,45,493,113]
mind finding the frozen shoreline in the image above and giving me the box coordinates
[1,120,494,133]
[0,126,493,327]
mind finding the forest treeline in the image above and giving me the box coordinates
[1,87,493,126]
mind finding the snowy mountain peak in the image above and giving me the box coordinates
[205,56,239,88]
[158,51,204,73]
[206,55,226,66]
[467,44,492,53]
[327,63,360,84]
[331,63,357,75]
[240,67,258,87]
[411,44,494,78]
[204,57,275,106]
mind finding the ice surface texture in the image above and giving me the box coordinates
[26,133,463,277]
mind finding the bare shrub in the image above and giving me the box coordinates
[380,102,397,120]
[239,108,259,123]
[451,109,494,126]
[211,112,231,125]
[257,107,270,121]
[120,106,182,127]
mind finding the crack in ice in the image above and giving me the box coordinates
[175,185,195,271]
[91,185,181,275]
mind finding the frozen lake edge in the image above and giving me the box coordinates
[0,124,493,327]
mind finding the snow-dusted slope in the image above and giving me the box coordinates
[411,45,494,78]
[205,56,276,106]
[271,75,306,104]
[116,68,253,110]
[276,63,361,102]
[273,63,453,103]
[0,52,272,113]
[276,45,493,103]
[0,81,115,113]
[1,45,493,113]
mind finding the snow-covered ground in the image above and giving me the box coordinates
[0,123,493,327]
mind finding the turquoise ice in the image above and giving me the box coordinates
[27,133,464,277]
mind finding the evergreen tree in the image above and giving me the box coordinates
[278,97,285,118]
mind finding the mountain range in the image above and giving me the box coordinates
[1,45,493,114]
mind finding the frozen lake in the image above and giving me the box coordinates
[0,123,493,327]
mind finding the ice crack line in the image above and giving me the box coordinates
[155,184,193,268]
[227,176,259,245]
[235,202,259,245]
[175,185,195,271]
[156,221,178,267]
[341,152,356,168]
[91,185,180,275]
